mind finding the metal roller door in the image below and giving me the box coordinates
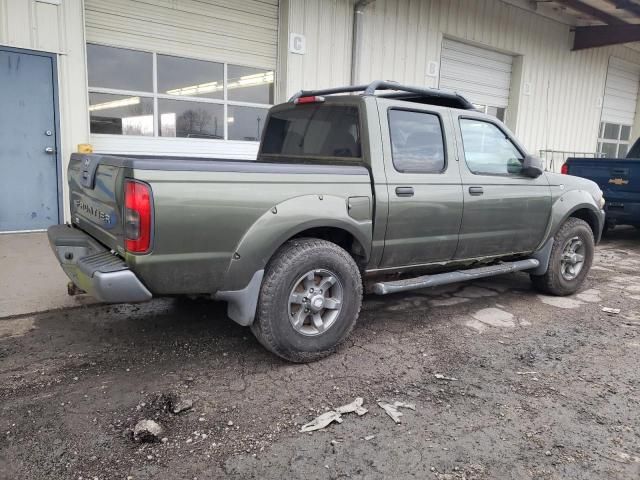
[439,39,513,119]
[84,0,279,69]
[601,57,640,126]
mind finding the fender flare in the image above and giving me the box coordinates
[530,193,604,276]
[216,194,372,325]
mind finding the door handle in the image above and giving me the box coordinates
[469,186,484,196]
[395,186,414,197]
[45,147,55,154]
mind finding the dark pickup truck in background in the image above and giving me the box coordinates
[564,138,640,232]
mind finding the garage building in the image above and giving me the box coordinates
[1,0,639,232]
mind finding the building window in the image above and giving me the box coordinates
[87,44,274,141]
[473,104,506,122]
[597,122,631,158]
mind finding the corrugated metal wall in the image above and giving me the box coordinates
[84,0,279,69]
[345,0,640,157]
[0,0,89,222]
[281,0,354,99]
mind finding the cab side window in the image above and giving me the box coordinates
[389,109,446,173]
[459,119,524,175]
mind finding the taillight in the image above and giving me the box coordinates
[560,163,569,175]
[294,95,325,104]
[124,180,152,253]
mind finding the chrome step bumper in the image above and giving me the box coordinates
[47,224,152,303]
[372,259,540,295]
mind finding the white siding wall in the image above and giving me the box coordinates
[84,0,279,69]
[279,0,354,101]
[351,0,640,159]
[0,0,89,222]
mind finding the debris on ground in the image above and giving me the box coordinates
[300,398,369,432]
[434,374,458,381]
[300,411,343,433]
[602,307,621,314]
[133,420,164,443]
[335,397,368,416]
[172,398,193,414]
[377,401,416,424]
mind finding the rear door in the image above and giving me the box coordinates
[377,99,463,268]
[453,114,551,259]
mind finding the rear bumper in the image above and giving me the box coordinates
[605,202,640,227]
[47,224,152,303]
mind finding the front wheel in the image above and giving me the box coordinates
[251,238,362,363]
[530,217,594,296]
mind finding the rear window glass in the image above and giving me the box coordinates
[261,105,361,159]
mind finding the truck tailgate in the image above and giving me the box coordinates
[566,158,640,203]
[68,153,125,252]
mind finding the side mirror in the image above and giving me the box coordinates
[522,154,544,178]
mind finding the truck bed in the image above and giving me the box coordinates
[68,153,374,295]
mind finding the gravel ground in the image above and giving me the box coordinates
[1,228,639,480]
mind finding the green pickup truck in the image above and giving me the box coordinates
[48,81,605,362]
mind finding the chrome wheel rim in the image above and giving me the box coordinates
[288,269,343,336]
[560,236,585,281]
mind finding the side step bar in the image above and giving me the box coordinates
[371,259,540,295]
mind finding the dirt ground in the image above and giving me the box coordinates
[1,229,639,480]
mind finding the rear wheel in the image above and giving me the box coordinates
[530,217,594,296]
[251,238,362,363]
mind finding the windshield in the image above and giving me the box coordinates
[260,104,361,159]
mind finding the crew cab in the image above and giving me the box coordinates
[563,138,640,232]
[48,81,605,362]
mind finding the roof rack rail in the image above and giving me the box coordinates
[288,80,475,110]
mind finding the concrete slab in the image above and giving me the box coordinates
[0,232,96,318]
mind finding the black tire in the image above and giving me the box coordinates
[251,238,362,363]
[530,217,594,296]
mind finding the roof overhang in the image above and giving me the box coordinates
[523,1,640,50]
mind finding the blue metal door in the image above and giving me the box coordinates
[0,48,60,231]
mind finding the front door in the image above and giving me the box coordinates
[0,48,59,231]
[453,115,551,259]
[378,100,464,268]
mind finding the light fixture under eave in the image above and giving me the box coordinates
[166,81,223,97]
[89,96,141,112]
[227,71,274,91]
[165,71,275,97]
